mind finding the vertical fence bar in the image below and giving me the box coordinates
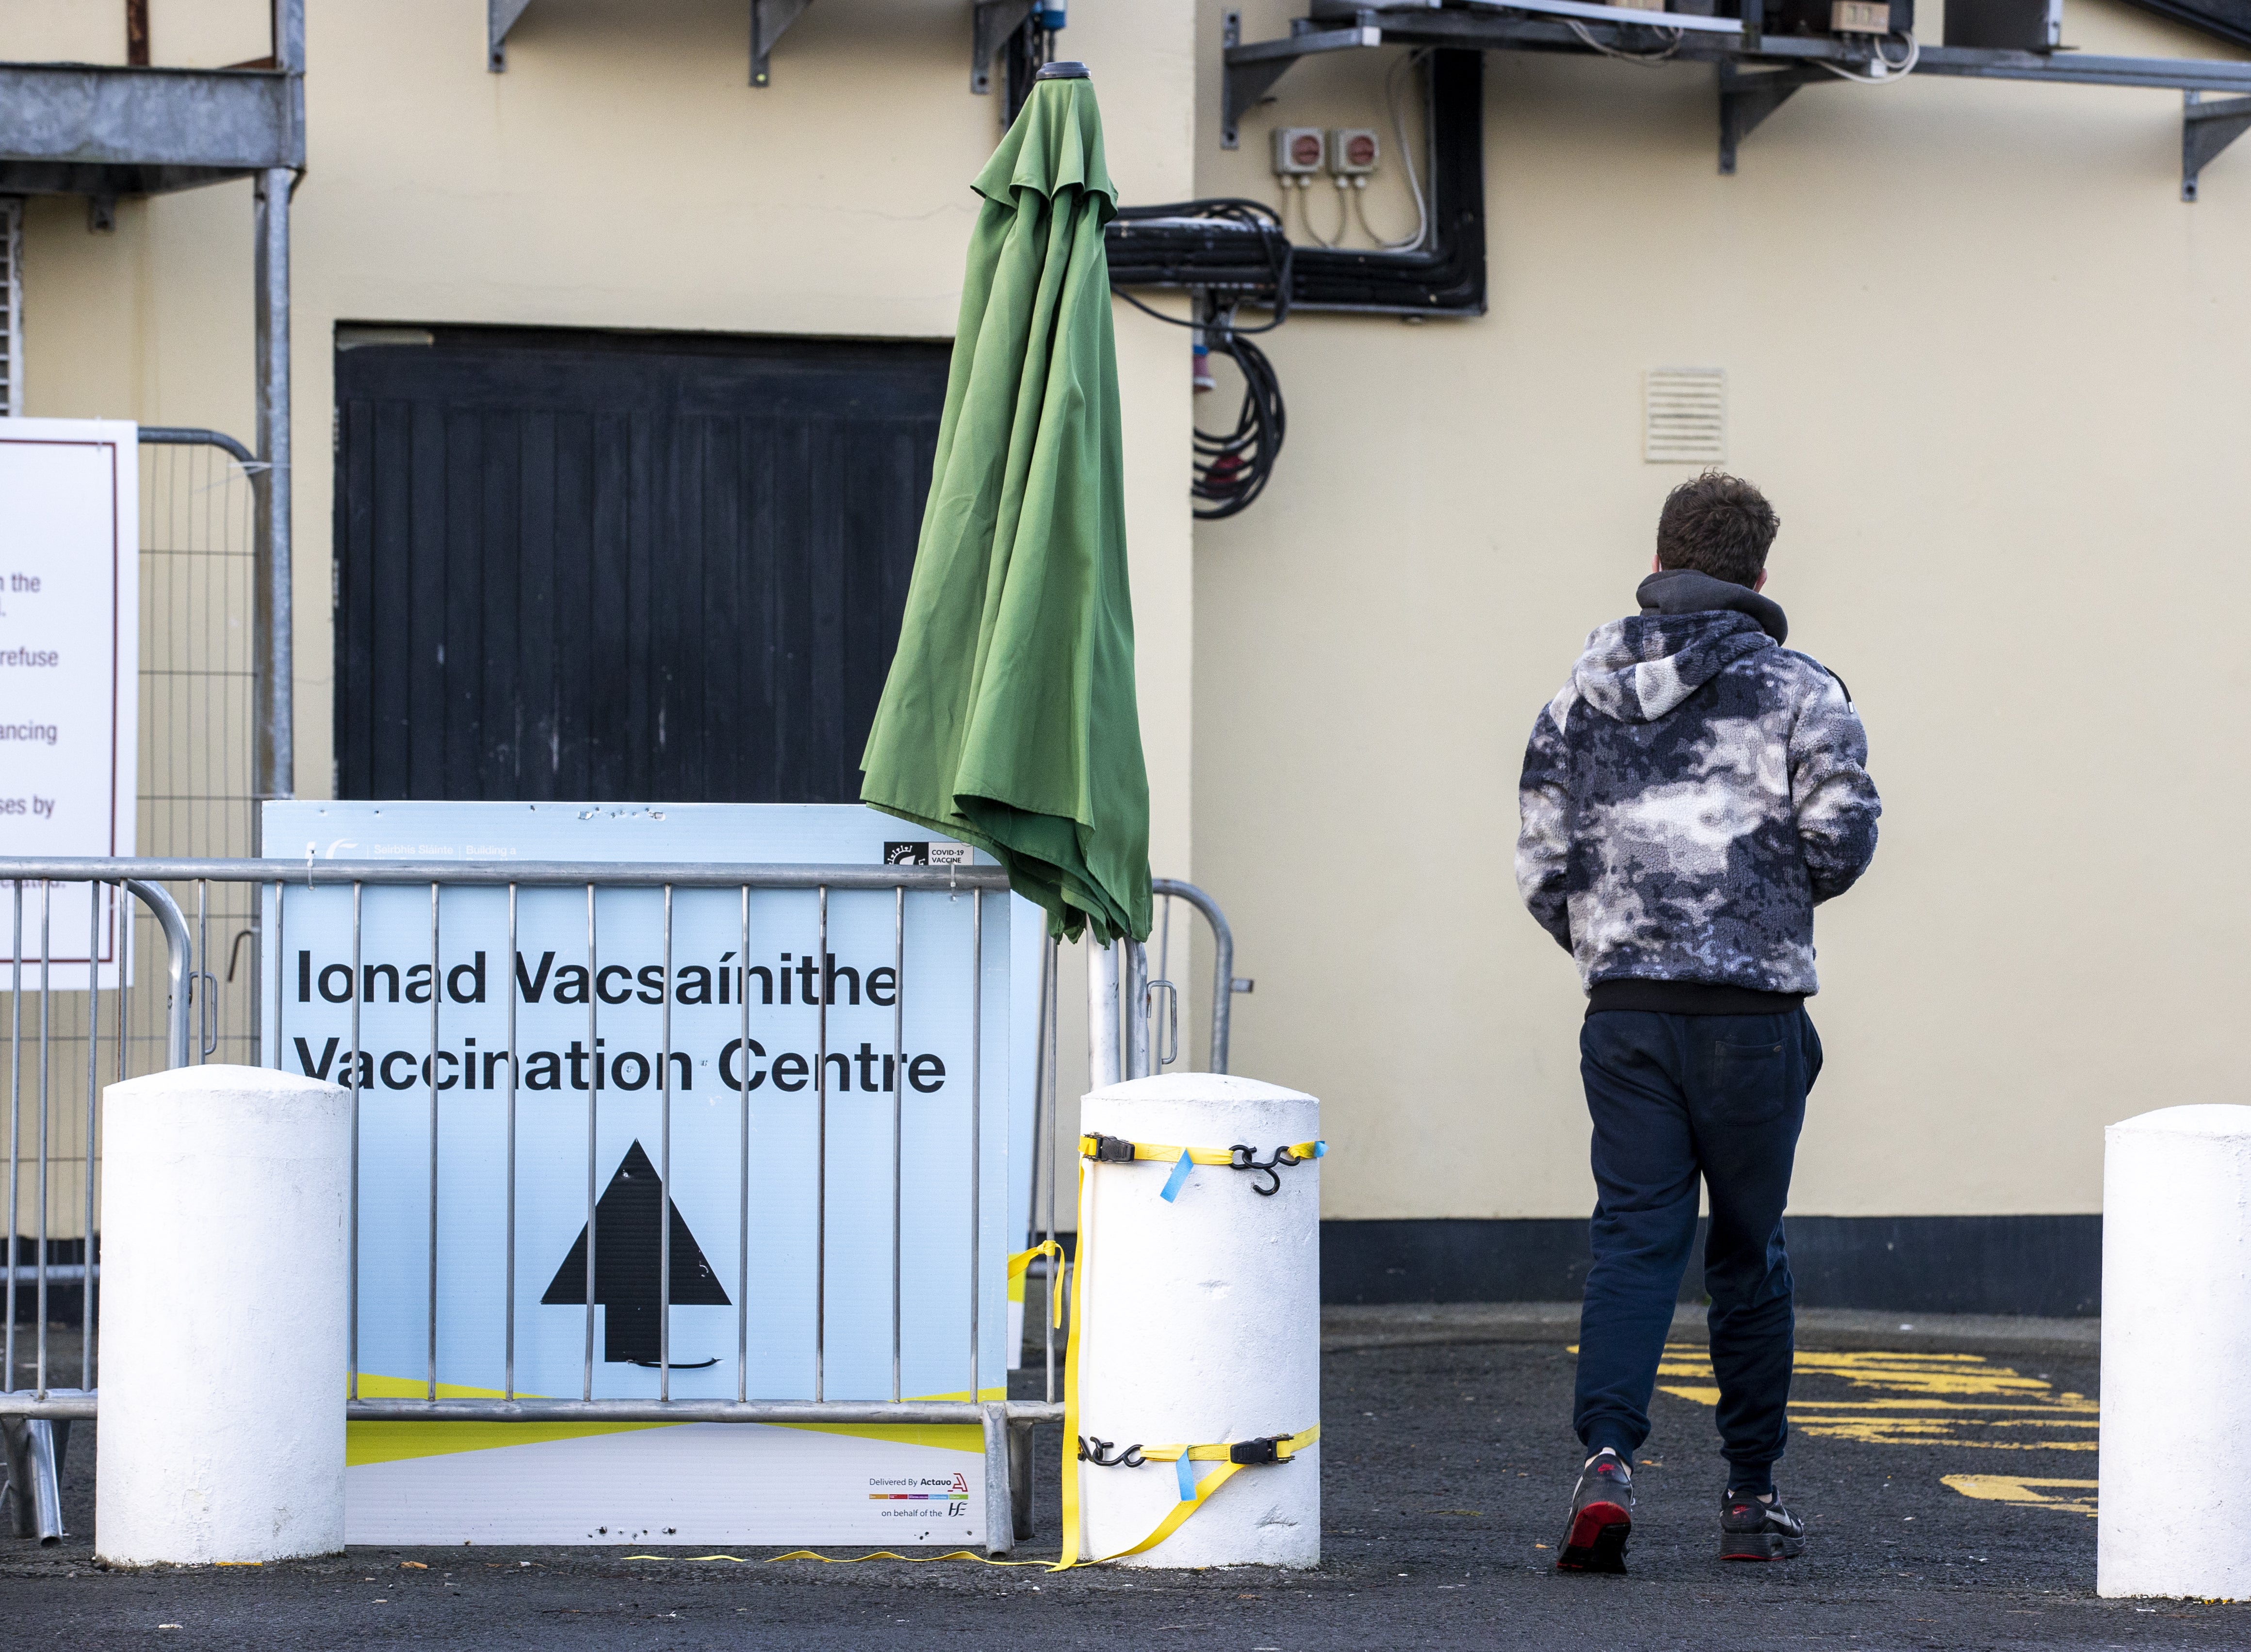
[426,881,440,1402]
[112,882,127,1377]
[348,880,361,1400]
[116,881,130,1088]
[659,883,673,1400]
[272,876,284,1072]
[195,879,207,1064]
[1038,931,1058,1402]
[36,879,49,1397]
[83,883,100,1390]
[891,884,904,1405]
[583,883,597,1402]
[969,887,982,1405]
[5,882,18,1390]
[814,884,827,1404]
[736,884,750,1406]
[505,883,519,1401]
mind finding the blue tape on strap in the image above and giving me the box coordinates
[1160,1149,1194,1203]
[1313,1140,1326,1158]
[1177,1454,1197,1501]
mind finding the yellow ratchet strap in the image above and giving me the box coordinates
[1087,1425,1322,1563]
[1077,1132,1325,1203]
[1008,1241,1068,1327]
[1077,1134,1323,1165]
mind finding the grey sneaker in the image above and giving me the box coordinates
[1720,1487,1806,1561]
[1556,1448,1635,1572]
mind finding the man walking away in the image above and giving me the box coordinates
[1515,472,1880,1571]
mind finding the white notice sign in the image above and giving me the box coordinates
[0,419,138,986]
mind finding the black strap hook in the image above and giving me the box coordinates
[1078,1435,1146,1468]
[1228,1143,1299,1196]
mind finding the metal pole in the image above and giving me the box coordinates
[814,885,827,1403]
[82,886,99,1390]
[890,884,903,1404]
[1124,940,1150,1081]
[251,168,294,829]
[5,883,17,1391]
[968,888,982,1405]
[1040,932,1059,1403]
[35,881,49,1397]
[583,884,597,1401]
[736,886,750,1405]
[504,883,518,1401]
[426,883,440,1401]
[1088,940,1119,1092]
[659,885,672,1400]
[348,881,360,1399]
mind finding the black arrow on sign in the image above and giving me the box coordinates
[541,1139,731,1366]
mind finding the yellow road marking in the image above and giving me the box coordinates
[1942,1474,2098,1517]
[1639,1344,2095,1454]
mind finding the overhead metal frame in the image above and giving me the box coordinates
[495,0,1053,98]
[0,0,304,817]
[1227,0,2251,196]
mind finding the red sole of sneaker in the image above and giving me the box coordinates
[1721,1540,1804,1562]
[1556,1501,1631,1572]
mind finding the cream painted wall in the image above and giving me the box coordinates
[1191,0,2251,1221]
[14,1,1199,1229]
[17,0,1196,884]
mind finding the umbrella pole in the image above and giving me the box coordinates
[1089,941,1121,1090]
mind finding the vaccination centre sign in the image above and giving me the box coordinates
[262,801,1041,1546]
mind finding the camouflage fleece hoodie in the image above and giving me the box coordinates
[1515,569,1880,997]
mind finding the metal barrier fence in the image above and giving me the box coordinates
[1,857,1242,1551]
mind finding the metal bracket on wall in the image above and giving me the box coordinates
[1222,10,1384,149]
[973,0,1038,94]
[1241,4,2251,196]
[2183,89,2251,199]
[488,0,534,72]
[1718,63,1826,175]
[752,0,815,87]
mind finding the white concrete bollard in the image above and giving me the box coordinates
[1074,1073,1319,1568]
[2099,1104,2251,1598]
[96,1064,352,1566]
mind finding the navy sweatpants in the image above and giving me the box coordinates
[1572,1008,1822,1487]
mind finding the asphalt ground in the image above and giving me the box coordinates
[7,1308,2248,1651]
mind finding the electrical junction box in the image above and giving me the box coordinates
[1944,0,2062,49]
[1830,0,1890,32]
[1328,128,1380,176]
[1272,126,1325,175]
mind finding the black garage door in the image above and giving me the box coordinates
[332,326,947,803]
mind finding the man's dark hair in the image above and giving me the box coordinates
[1655,471,1778,588]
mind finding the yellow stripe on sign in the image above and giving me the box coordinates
[345,1372,997,1465]
[347,1375,679,1467]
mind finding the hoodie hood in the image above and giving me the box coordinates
[1571,608,1778,724]
[1636,568,1787,644]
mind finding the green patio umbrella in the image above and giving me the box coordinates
[860,62,1151,946]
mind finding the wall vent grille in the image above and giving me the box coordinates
[0,198,19,418]
[1644,367,1725,464]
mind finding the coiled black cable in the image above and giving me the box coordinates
[1191,317,1286,521]
[1109,198,1291,519]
